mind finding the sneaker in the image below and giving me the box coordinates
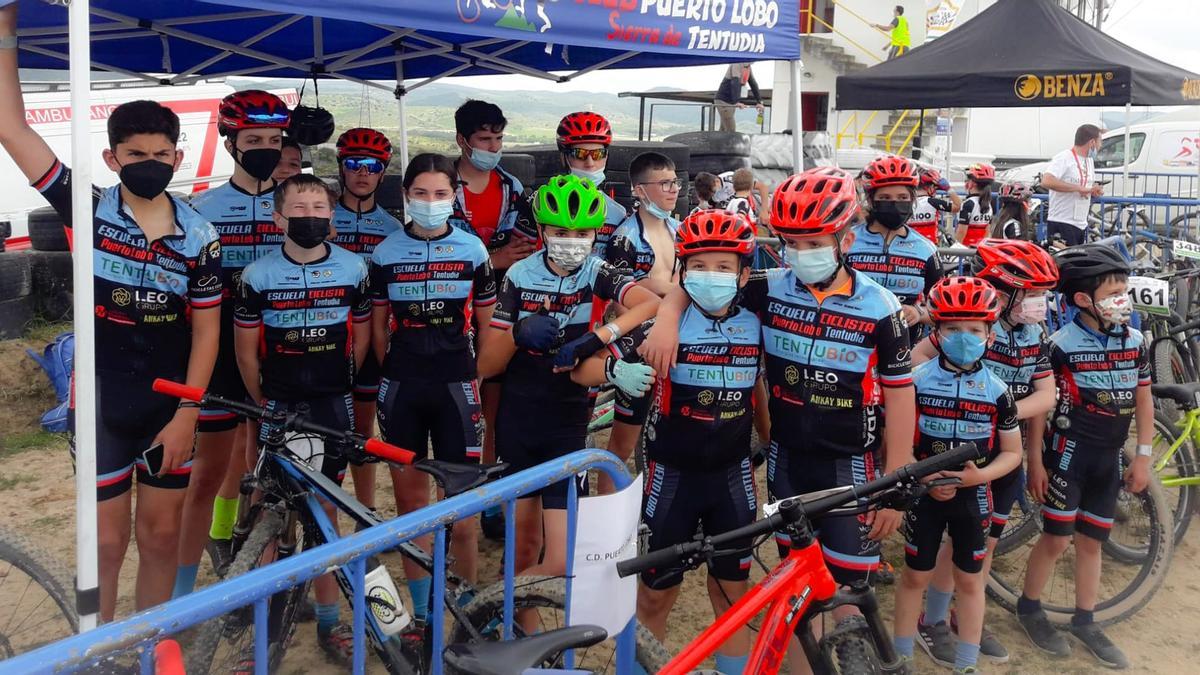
[1017,608,1071,657]
[953,667,978,674]
[481,509,505,541]
[317,623,355,666]
[1070,622,1129,669]
[916,616,955,668]
[206,537,233,576]
[950,610,1009,663]
[893,653,915,675]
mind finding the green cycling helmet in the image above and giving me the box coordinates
[532,174,606,230]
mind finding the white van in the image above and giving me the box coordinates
[1001,120,1200,199]
[1,82,298,247]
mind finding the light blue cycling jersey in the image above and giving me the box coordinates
[913,357,1019,466]
[844,222,941,305]
[189,181,281,285]
[606,211,681,280]
[331,201,401,261]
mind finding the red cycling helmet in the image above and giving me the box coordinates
[676,209,756,260]
[965,163,996,183]
[929,276,1002,323]
[861,155,919,191]
[974,238,1059,291]
[770,167,858,237]
[218,90,290,137]
[918,168,943,188]
[336,128,392,164]
[556,112,613,150]
[999,181,1032,203]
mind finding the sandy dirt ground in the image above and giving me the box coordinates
[1,333,1197,674]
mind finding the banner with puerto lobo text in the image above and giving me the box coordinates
[568,472,642,636]
[925,0,961,43]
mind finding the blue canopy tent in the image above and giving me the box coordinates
[13,0,802,638]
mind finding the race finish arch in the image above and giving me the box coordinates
[835,0,1200,180]
[13,0,802,634]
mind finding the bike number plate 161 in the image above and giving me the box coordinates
[1127,276,1170,316]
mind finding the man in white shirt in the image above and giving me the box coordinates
[1040,124,1104,247]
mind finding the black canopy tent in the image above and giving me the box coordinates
[836,0,1200,110]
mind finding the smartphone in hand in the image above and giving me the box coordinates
[142,442,165,477]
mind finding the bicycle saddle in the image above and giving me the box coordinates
[414,460,508,498]
[1151,382,1200,408]
[443,625,607,675]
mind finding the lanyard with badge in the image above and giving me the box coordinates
[1071,149,1092,222]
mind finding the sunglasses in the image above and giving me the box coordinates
[564,147,608,162]
[245,111,290,124]
[638,178,683,192]
[343,157,386,174]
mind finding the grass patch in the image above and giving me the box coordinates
[0,430,62,459]
[29,514,64,530]
[22,319,72,346]
[0,473,35,491]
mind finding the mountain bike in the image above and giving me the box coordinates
[153,380,663,674]
[1131,383,1200,550]
[616,442,988,674]
[0,528,78,661]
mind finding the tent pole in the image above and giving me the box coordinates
[395,58,409,171]
[789,58,803,172]
[1123,102,1131,185]
[69,0,99,633]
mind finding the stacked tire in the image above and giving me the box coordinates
[663,132,752,213]
[5,207,74,337]
[748,134,798,195]
[514,141,691,218]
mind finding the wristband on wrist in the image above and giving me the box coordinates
[602,322,622,344]
[1136,444,1153,457]
[0,36,17,50]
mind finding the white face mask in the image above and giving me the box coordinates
[785,246,839,285]
[545,236,591,271]
[1009,294,1048,324]
[570,166,606,186]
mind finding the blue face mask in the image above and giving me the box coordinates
[684,270,739,313]
[570,166,606,186]
[784,246,839,285]
[468,146,503,172]
[407,199,453,231]
[938,331,987,368]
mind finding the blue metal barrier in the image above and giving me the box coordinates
[1,449,634,675]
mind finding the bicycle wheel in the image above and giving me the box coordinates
[1104,412,1195,556]
[986,450,1174,626]
[450,575,669,673]
[1151,335,1196,422]
[187,510,308,674]
[820,616,882,675]
[992,485,1042,557]
[0,529,77,659]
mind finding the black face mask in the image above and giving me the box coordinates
[286,216,330,249]
[118,158,175,200]
[235,147,281,182]
[872,200,914,230]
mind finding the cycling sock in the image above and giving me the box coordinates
[210,496,239,540]
[714,652,749,674]
[954,640,980,671]
[315,603,340,634]
[893,634,914,658]
[171,564,199,599]
[1072,608,1094,626]
[923,587,953,625]
[1016,595,1041,616]
[407,577,432,622]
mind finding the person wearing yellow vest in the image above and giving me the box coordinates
[875,5,911,60]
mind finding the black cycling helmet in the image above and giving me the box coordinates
[1054,243,1129,299]
[288,105,335,146]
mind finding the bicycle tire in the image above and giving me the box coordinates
[986,450,1174,626]
[821,617,882,675]
[187,510,307,674]
[992,490,1042,557]
[1104,412,1195,557]
[0,528,78,660]
[1151,335,1196,423]
[450,575,669,673]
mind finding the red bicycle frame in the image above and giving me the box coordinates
[657,539,838,675]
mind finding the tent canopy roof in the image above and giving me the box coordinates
[16,0,800,94]
[836,0,1200,110]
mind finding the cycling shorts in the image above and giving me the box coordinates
[767,442,881,584]
[377,377,483,464]
[988,465,1025,539]
[1040,432,1122,542]
[258,393,354,485]
[904,486,991,574]
[614,387,651,426]
[199,313,248,433]
[353,348,383,403]
[71,372,191,501]
[640,458,757,589]
[495,392,589,510]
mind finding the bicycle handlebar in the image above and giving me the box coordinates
[616,442,983,578]
[152,378,416,465]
